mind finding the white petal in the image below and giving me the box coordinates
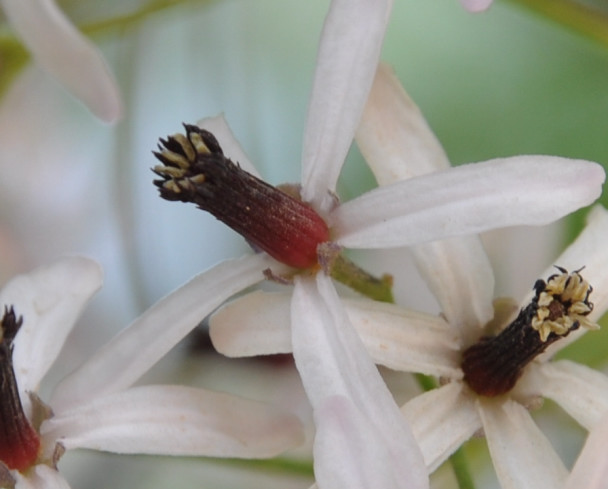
[314,395,425,489]
[212,290,461,378]
[300,0,393,211]
[51,254,274,412]
[565,412,608,489]
[3,257,102,400]
[291,275,428,489]
[478,399,568,489]
[0,0,122,122]
[356,63,450,185]
[197,115,262,178]
[210,290,293,357]
[536,205,608,358]
[401,383,481,472]
[333,157,605,249]
[535,360,608,430]
[340,298,461,377]
[42,385,303,459]
[411,236,495,344]
[460,0,493,12]
[13,465,71,489]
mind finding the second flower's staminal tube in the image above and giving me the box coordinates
[461,267,598,397]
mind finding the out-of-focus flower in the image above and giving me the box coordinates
[460,0,493,12]
[0,256,303,489]
[0,0,122,122]
[209,65,608,487]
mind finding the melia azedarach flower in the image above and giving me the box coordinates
[152,3,603,489]
[0,0,121,122]
[210,64,608,487]
[0,256,303,489]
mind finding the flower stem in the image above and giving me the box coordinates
[506,0,608,49]
[329,254,394,303]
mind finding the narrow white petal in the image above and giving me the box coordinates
[565,412,608,489]
[291,275,428,489]
[3,257,102,401]
[51,254,273,411]
[479,399,568,489]
[212,290,460,378]
[401,383,480,472]
[314,395,422,489]
[333,157,605,249]
[42,385,303,459]
[341,298,461,377]
[0,0,122,122]
[535,360,608,430]
[197,115,262,178]
[300,0,393,211]
[411,236,495,344]
[210,290,293,356]
[536,205,608,358]
[356,63,450,185]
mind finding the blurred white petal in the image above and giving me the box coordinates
[565,412,608,489]
[333,157,604,248]
[300,0,392,211]
[460,0,493,12]
[3,257,102,403]
[292,274,427,489]
[535,360,608,430]
[401,383,481,472]
[0,0,122,122]
[42,385,303,459]
[197,115,261,178]
[356,62,450,185]
[479,399,568,489]
[51,254,276,412]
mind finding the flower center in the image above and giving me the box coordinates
[461,267,598,397]
[0,306,40,472]
[152,124,330,269]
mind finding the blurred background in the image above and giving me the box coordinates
[0,0,607,487]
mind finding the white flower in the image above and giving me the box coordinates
[208,64,608,488]
[0,0,122,122]
[0,256,303,489]
[145,0,605,485]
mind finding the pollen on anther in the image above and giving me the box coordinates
[531,268,598,342]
